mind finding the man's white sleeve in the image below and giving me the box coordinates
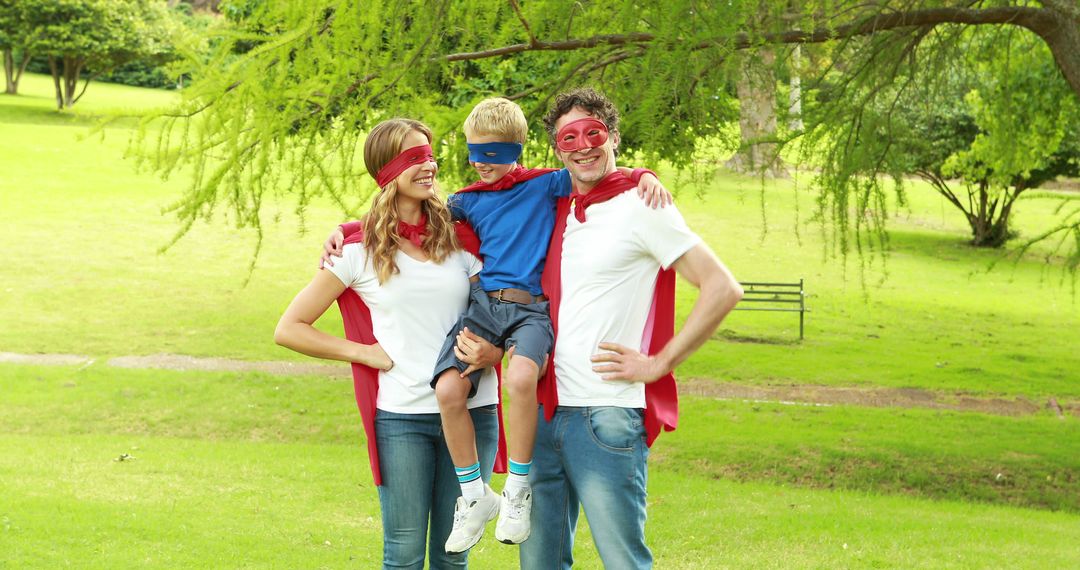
[632,201,702,270]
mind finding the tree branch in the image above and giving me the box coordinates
[433,5,1079,96]
[509,0,540,47]
[506,46,646,101]
[441,32,654,62]
[72,71,103,105]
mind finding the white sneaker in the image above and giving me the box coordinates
[445,485,500,553]
[494,486,532,544]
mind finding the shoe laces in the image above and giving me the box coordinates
[504,491,529,520]
[452,499,469,529]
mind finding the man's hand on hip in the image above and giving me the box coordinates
[591,342,670,383]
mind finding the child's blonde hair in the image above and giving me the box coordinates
[463,98,528,144]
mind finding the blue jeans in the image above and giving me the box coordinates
[519,406,651,570]
[375,405,499,569]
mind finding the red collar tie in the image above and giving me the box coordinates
[397,214,428,247]
[570,171,638,222]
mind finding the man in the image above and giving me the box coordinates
[521,87,743,569]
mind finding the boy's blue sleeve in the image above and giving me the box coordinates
[549,168,572,198]
[447,192,468,221]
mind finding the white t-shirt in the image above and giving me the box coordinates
[326,244,499,414]
[553,191,701,408]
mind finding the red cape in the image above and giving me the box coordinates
[457,165,559,193]
[538,171,679,446]
[336,221,507,485]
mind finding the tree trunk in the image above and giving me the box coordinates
[3,49,29,94]
[968,183,1018,248]
[13,51,29,94]
[47,56,87,109]
[1032,2,1080,99]
[59,56,84,109]
[3,49,13,94]
[64,57,75,108]
[48,56,63,110]
[726,49,788,178]
[789,44,803,132]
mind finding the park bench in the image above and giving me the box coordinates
[734,279,808,339]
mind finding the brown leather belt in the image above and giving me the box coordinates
[487,288,548,305]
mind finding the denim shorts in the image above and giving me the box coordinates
[431,282,554,397]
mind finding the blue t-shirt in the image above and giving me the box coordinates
[448,169,572,295]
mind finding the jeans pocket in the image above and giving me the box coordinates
[586,407,643,453]
[471,404,498,416]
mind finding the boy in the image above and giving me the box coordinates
[324,98,669,553]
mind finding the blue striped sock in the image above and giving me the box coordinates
[456,462,484,501]
[505,459,532,493]
[508,459,531,476]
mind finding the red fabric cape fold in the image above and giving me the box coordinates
[457,165,559,193]
[336,221,507,485]
[538,171,679,446]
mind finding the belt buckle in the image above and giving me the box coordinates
[497,289,506,303]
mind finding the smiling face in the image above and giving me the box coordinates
[465,132,517,184]
[552,106,619,192]
[393,129,438,202]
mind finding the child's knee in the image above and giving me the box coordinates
[504,359,540,397]
[434,371,469,407]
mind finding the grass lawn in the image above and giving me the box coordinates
[3,73,1080,568]
[2,364,1079,569]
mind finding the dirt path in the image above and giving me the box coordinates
[3,352,1076,418]
[680,378,1079,418]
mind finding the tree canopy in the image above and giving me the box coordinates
[134,0,1080,275]
[805,19,1080,257]
[16,0,175,108]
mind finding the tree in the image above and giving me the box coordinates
[862,29,1080,247]
[22,0,174,110]
[0,0,31,94]
[132,0,1080,274]
[726,48,788,177]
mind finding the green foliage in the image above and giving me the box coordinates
[132,0,754,245]
[803,23,1080,256]
[89,5,218,89]
[14,0,177,107]
[131,1,1080,277]
[942,31,1080,191]
[0,0,25,50]
[22,0,147,65]
[97,57,175,89]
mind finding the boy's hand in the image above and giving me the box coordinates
[320,229,346,269]
[637,173,673,209]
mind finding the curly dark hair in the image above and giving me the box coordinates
[542,87,621,150]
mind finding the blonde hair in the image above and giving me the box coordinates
[463,98,528,144]
[361,118,458,284]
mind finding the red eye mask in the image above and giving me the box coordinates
[555,118,609,153]
[375,144,435,188]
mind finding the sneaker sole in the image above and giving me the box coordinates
[446,501,500,553]
[496,531,530,545]
[495,520,531,544]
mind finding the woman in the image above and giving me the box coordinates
[274,118,502,569]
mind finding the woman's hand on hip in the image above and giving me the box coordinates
[357,342,394,371]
